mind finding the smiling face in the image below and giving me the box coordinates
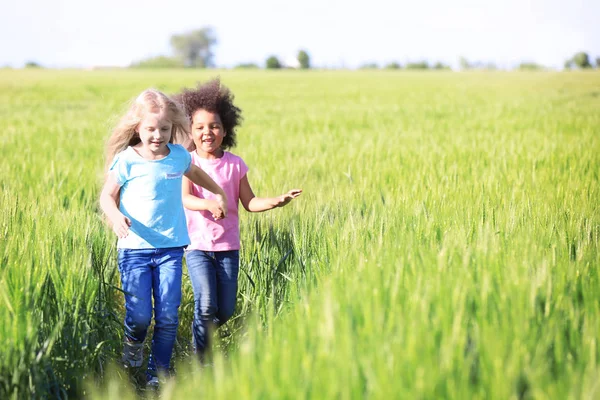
[191,109,226,159]
[136,111,173,157]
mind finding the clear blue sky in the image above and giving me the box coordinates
[1,0,598,69]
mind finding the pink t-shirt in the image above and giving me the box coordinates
[185,151,248,251]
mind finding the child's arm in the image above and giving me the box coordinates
[182,175,226,220]
[239,175,302,213]
[99,172,131,238]
[184,165,228,217]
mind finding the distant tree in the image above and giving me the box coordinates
[458,58,498,71]
[433,62,450,70]
[384,62,401,69]
[572,52,592,69]
[564,59,573,70]
[459,56,471,70]
[170,27,217,68]
[517,62,545,71]
[406,61,429,69]
[131,56,183,68]
[25,61,42,68]
[234,62,259,69]
[359,63,379,69]
[265,56,282,69]
[596,57,600,68]
[297,50,310,69]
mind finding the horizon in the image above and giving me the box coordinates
[1,0,598,70]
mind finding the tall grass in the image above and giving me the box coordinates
[0,69,599,398]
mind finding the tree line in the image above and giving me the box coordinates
[129,28,310,70]
[130,28,600,71]
[19,27,600,71]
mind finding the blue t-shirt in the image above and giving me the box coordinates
[109,143,192,249]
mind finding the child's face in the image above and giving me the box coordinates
[191,109,225,155]
[136,111,173,155]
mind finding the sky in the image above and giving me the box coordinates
[1,0,598,69]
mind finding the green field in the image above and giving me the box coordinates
[1,69,599,399]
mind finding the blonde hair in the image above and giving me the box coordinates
[104,89,191,172]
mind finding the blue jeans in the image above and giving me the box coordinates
[185,250,239,357]
[118,247,184,376]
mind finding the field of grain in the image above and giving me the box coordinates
[0,69,599,399]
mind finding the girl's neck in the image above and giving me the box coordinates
[133,143,170,161]
[195,148,224,160]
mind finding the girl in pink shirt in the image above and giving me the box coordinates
[175,79,301,361]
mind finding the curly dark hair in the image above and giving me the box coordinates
[174,78,243,150]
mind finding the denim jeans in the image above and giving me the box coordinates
[185,250,239,357]
[118,247,184,377]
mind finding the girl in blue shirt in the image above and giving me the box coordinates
[99,89,227,388]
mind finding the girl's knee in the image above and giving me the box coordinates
[195,299,217,319]
[155,304,180,327]
[126,310,152,339]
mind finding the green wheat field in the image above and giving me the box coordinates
[0,69,599,399]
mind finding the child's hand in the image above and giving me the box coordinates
[276,189,302,207]
[208,200,226,221]
[111,213,131,238]
[215,194,228,219]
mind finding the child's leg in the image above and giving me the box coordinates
[185,250,218,358]
[214,250,240,325]
[118,249,154,367]
[146,247,184,378]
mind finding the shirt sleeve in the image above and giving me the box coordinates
[108,152,128,186]
[173,144,192,173]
